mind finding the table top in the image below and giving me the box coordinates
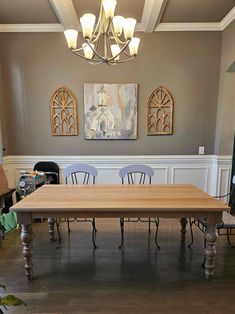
[11,184,229,213]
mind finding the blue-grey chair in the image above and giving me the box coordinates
[119,164,160,249]
[56,163,98,249]
[188,175,235,249]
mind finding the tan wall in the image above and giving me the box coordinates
[0,31,221,155]
[0,64,8,158]
[215,20,235,155]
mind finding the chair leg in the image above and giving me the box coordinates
[92,219,97,249]
[226,228,234,248]
[148,218,151,233]
[55,220,61,246]
[188,218,194,249]
[154,218,160,249]
[67,219,71,233]
[119,218,124,249]
[93,218,97,233]
[202,237,207,268]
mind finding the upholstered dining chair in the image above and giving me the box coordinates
[118,164,160,249]
[188,175,235,249]
[56,163,98,249]
[33,161,60,184]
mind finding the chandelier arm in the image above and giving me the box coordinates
[104,33,108,60]
[107,33,115,59]
[71,50,93,60]
[89,7,104,44]
[92,4,103,37]
[107,41,131,63]
[89,31,101,44]
[108,56,136,64]
[123,49,133,57]
[71,49,136,65]
[71,50,106,64]
[72,46,84,53]
[86,38,107,62]
[110,23,130,45]
[103,17,112,60]
[104,17,111,34]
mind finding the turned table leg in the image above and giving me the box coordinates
[21,224,33,280]
[204,221,218,280]
[180,217,188,242]
[48,218,55,241]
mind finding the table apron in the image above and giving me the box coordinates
[15,211,223,224]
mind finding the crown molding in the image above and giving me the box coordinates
[220,6,235,30]
[0,7,234,33]
[0,23,64,32]
[155,22,221,32]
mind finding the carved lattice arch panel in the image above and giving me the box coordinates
[147,86,174,135]
[50,87,78,136]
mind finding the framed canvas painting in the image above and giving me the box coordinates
[84,83,137,139]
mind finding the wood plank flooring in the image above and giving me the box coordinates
[0,218,235,314]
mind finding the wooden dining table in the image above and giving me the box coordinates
[10,184,229,280]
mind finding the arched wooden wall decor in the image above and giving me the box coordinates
[147,86,174,135]
[50,87,78,136]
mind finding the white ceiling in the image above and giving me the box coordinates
[0,0,234,32]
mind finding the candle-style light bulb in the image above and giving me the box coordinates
[80,13,96,39]
[129,37,140,56]
[102,0,117,19]
[123,18,136,40]
[64,29,78,49]
[113,16,124,36]
[82,43,95,59]
[111,44,121,61]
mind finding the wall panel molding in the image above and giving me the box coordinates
[2,155,232,198]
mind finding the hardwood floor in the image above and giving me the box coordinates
[0,218,235,314]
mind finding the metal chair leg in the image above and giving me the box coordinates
[226,228,234,248]
[148,218,151,233]
[93,218,97,233]
[55,220,61,246]
[154,218,160,249]
[201,237,207,268]
[119,218,124,249]
[92,219,97,249]
[67,219,71,233]
[188,218,194,249]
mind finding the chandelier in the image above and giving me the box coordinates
[64,0,140,65]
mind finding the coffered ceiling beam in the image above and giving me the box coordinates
[49,0,79,29]
[141,0,168,32]
[220,6,235,30]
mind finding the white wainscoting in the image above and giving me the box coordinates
[2,155,232,198]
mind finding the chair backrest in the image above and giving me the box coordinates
[63,163,98,185]
[33,161,60,184]
[0,165,9,195]
[230,175,235,212]
[119,164,154,184]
